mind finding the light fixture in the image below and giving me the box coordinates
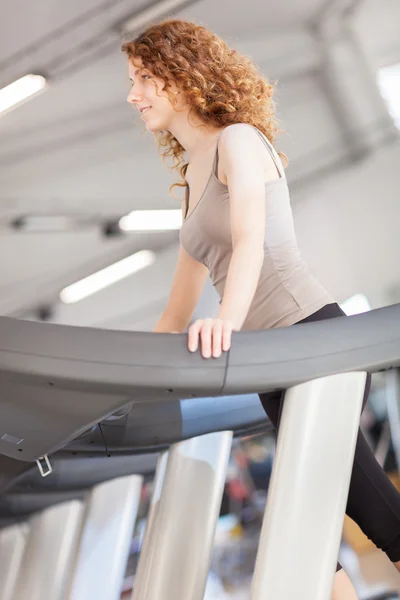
[60,250,156,304]
[340,293,371,316]
[0,74,48,116]
[11,214,87,232]
[122,0,199,33]
[119,209,182,232]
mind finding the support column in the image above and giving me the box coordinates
[250,371,367,600]
[0,523,29,600]
[131,451,169,596]
[12,499,85,600]
[68,474,143,600]
[132,431,233,600]
[313,12,398,160]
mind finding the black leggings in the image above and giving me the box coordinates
[259,303,400,572]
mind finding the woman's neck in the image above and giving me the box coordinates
[168,116,224,161]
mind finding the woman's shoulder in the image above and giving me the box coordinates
[217,123,275,165]
[218,123,285,183]
[218,123,271,152]
[219,122,257,138]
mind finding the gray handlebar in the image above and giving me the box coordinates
[0,304,399,463]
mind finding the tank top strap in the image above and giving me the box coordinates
[248,125,286,179]
[212,124,285,180]
[183,184,189,220]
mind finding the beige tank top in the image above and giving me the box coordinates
[179,124,334,330]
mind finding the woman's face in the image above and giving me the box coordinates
[126,58,185,132]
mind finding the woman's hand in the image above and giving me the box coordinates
[187,318,234,358]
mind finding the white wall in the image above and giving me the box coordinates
[292,139,400,308]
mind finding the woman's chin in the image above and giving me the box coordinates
[143,116,158,132]
[144,116,167,133]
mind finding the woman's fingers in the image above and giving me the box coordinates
[199,319,213,358]
[188,319,234,358]
[222,323,233,352]
[211,320,223,358]
[188,320,203,352]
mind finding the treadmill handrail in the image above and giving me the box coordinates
[1,304,400,396]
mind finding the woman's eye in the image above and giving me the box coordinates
[142,74,151,80]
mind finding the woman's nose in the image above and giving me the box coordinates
[127,90,139,105]
[127,85,142,105]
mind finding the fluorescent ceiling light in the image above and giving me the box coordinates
[119,209,182,231]
[60,249,156,304]
[340,293,371,316]
[0,74,47,116]
[122,0,196,33]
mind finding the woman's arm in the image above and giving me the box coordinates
[216,124,269,330]
[153,243,209,333]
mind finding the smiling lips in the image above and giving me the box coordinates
[140,106,152,115]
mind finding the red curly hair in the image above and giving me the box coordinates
[121,19,285,195]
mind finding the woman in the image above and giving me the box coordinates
[122,19,400,599]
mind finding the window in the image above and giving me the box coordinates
[340,293,371,316]
[377,63,400,129]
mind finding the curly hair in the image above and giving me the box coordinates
[121,19,285,196]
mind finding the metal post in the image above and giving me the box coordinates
[132,431,233,600]
[0,523,29,600]
[250,371,367,600]
[131,451,169,596]
[68,475,143,600]
[12,500,85,600]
